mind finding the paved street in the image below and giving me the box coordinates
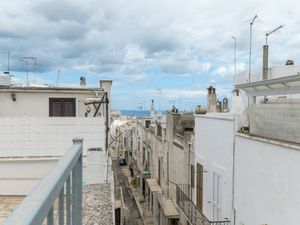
[112,160,144,225]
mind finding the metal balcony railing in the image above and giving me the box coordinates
[3,138,84,225]
[176,184,230,225]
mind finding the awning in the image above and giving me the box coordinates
[235,74,300,96]
[146,178,161,192]
[142,171,151,177]
[163,200,179,218]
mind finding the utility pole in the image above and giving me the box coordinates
[249,15,258,83]
[231,36,237,77]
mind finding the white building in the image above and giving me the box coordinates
[192,63,300,225]
[194,113,236,222]
[0,79,112,195]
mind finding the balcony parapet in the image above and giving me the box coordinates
[3,138,84,225]
[176,184,230,225]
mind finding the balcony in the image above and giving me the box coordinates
[3,138,84,225]
[176,184,230,225]
[157,186,179,219]
[2,138,114,225]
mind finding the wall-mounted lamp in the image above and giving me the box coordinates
[11,93,16,101]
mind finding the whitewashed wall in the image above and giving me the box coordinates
[0,91,101,117]
[0,117,105,157]
[235,134,300,225]
[250,103,300,144]
[0,157,58,195]
[194,114,235,222]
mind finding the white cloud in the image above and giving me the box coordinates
[0,0,299,76]
[1,0,300,109]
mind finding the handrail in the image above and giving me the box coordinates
[3,138,83,225]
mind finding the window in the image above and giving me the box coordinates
[49,98,76,117]
[145,120,151,128]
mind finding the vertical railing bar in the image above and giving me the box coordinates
[78,154,83,224]
[47,206,54,225]
[66,175,71,225]
[72,159,77,225]
[59,185,65,225]
[72,138,83,225]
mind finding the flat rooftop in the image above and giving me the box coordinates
[0,86,103,93]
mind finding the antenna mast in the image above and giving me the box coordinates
[265,25,283,45]
[249,15,258,82]
[19,56,37,86]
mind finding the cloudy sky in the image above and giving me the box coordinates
[0,0,299,110]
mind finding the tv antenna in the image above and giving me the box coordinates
[156,88,162,114]
[249,15,258,82]
[19,56,37,86]
[56,69,61,86]
[168,100,176,107]
[137,102,144,110]
[231,36,237,77]
[265,25,283,45]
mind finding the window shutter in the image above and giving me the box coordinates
[49,98,76,117]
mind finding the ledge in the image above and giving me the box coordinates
[236,132,300,151]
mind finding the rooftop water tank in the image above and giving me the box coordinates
[0,72,11,87]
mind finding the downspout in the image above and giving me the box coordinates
[232,118,236,225]
[188,141,191,199]
[105,92,109,152]
[105,92,110,183]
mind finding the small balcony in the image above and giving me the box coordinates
[176,184,230,225]
[157,186,179,219]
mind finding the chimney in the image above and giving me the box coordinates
[263,45,269,80]
[286,59,294,65]
[150,99,155,117]
[80,76,86,87]
[216,100,222,112]
[207,86,217,112]
[222,97,229,112]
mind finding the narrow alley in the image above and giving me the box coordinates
[112,160,144,225]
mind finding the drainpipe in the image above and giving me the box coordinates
[105,93,110,183]
[232,119,237,225]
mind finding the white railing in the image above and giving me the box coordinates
[3,138,83,225]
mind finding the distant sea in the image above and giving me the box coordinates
[120,110,151,117]
[119,110,166,117]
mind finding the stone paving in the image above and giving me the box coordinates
[83,183,114,225]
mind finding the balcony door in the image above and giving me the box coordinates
[196,163,203,211]
[213,172,222,221]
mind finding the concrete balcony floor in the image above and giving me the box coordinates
[0,196,24,224]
